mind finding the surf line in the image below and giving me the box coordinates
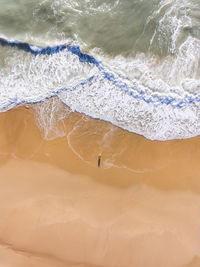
[0,37,99,65]
[0,37,199,110]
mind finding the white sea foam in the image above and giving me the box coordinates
[58,36,200,141]
[58,72,200,141]
[33,97,71,140]
[1,35,200,140]
[1,0,200,140]
[0,46,98,110]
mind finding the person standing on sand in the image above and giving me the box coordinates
[98,154,101,168]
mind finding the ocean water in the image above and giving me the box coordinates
[1,0,200,140]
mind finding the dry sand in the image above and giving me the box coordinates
[0,106,200,267]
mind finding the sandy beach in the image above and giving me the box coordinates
[0,106,200,267]
[1,1,200,266]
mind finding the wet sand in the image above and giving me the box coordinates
[0,106,200,267]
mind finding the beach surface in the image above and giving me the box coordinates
[0,107,200,267]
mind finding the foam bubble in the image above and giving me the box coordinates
[0,43,98,110]
[34,97,71,140]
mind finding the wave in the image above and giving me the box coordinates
[1,37,200,140]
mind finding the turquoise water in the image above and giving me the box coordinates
[1,0,200,140]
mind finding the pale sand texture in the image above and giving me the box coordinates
[0,107,200,267]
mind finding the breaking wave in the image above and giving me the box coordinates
[1,37,200,140]
[1,0,200,140]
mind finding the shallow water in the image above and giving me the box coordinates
[1,0,200,139]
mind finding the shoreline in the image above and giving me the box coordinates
[1,105,200,190]
[0,106,200,266]
[1,36,200,141]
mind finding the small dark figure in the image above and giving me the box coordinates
[98,154,101,168]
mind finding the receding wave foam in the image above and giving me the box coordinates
[1,37,200,140]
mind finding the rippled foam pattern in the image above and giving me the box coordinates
[1,0,200,140]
